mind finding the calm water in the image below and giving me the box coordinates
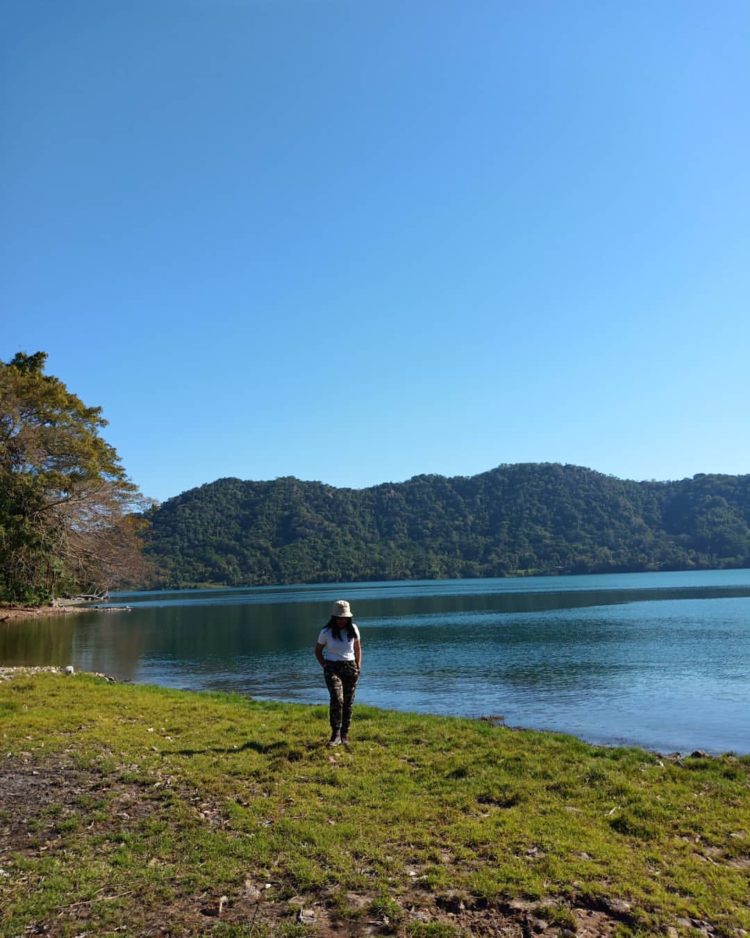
[2,570,749,754]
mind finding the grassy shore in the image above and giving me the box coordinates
[0,673,748,937]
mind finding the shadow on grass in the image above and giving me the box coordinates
[166,739,295,757]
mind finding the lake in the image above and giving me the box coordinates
[2,569,749,754]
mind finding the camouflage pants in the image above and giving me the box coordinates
[324,661,360,736]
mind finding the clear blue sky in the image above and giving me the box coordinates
[3,0,748,502]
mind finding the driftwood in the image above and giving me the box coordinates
[54,593,109,606]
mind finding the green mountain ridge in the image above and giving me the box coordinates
[144,463,750,587]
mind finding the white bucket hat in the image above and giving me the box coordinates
[331,599,353,618]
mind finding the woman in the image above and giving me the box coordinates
[314,599,362,746]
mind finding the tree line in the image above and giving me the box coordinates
[0,353,150,604]
[144,465,750,587]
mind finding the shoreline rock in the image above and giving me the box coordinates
[0,603,131,623]
[0,604,95,622]
[0,665,117,683]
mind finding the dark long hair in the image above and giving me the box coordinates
[326,617,356,642]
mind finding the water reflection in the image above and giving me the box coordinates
[72,616,147,681]
[0,617,78,665]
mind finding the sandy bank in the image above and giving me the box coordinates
[0,603,111,622]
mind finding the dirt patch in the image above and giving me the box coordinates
[0,604,99,622]
[0,755,634,936]
[0,756,165,859]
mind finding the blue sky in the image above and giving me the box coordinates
[3,0,748,502]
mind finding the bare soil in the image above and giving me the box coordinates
[0,753,628,937]
[0,603,98,622]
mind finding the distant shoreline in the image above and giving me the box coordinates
[0,603,101,622]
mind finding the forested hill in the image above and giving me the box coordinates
[143,464,750,587]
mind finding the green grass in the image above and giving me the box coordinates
[0,673,748,936]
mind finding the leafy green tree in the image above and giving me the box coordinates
[0,352,150,603]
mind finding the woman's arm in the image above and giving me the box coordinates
[354,639,362,670]
[314,642,326,668]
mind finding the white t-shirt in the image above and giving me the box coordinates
[317,622,360,662]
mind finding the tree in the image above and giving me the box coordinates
[0,352,151,603]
